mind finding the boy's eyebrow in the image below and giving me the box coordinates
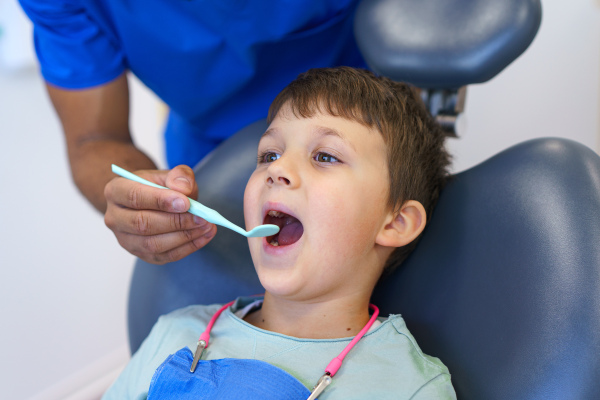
[261,128,277,139]
[261,126,356,151]
[314,126,356,151]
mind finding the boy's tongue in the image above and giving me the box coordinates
[265,211,304,246]
[277,219,303,245]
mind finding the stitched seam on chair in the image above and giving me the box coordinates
[408,373,451,400]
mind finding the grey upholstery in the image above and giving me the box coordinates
[373,138,600,398]
[354,0,542,88]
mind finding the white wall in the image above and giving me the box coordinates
[0,3,164,398]
[0,0,598,399]
[450,0,600,172]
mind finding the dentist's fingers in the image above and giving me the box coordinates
[105,165,198,213]
[117,224,217,264]
[105,175,190,213]
[105,207,209,237]
[155,224,217,264]
[164,165,199,201]
[103,165,215,264]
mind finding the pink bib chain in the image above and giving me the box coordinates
[190,300,380,400]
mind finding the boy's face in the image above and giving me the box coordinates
[244,105,394,302]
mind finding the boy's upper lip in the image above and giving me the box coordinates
[261,201,299,222]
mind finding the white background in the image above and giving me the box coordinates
[0,0,599,399]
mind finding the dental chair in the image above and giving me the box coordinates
[127,0,600,398]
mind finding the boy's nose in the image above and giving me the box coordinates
[267,176,291,185]
[265,158,299,188]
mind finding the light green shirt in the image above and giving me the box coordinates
[103,297,456,399]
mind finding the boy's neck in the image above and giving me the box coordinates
[243,292,373,339]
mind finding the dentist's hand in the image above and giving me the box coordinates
[104,165,217,264]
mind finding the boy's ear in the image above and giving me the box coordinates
[375,200,427,248]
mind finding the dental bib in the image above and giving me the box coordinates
[147,348,313,399]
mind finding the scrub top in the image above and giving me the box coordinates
[19,0,367,167]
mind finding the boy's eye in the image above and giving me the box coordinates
[315,152,339,163]
[260,152,280,163]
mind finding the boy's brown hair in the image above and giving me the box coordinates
[268,67,451,272]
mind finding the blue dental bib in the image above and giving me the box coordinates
[147,347,314,399]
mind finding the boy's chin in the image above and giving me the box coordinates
[254,267,304,296]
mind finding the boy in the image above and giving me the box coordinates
[103,67,455,399]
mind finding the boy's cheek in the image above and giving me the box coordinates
[243,178,259,226]
[247,236,262,253]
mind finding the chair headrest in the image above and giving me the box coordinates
[373,138,600,398]
[354,0,542,88]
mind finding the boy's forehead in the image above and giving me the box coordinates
[264,107,378,144]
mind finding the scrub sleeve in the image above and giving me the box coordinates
[18,0,367,167]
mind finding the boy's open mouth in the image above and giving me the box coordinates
[263,210,304,247]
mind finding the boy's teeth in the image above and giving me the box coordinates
[270,239,279,246]
[268,210,284,217]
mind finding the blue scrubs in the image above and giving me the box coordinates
[19,0,367,167]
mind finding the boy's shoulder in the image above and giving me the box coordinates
[383,314,450,375]
[336,314,455,399]
[160,302,223,322]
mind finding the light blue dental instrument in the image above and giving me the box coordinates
[111,165,279,238]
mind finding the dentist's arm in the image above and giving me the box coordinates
[46,72,216,264]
